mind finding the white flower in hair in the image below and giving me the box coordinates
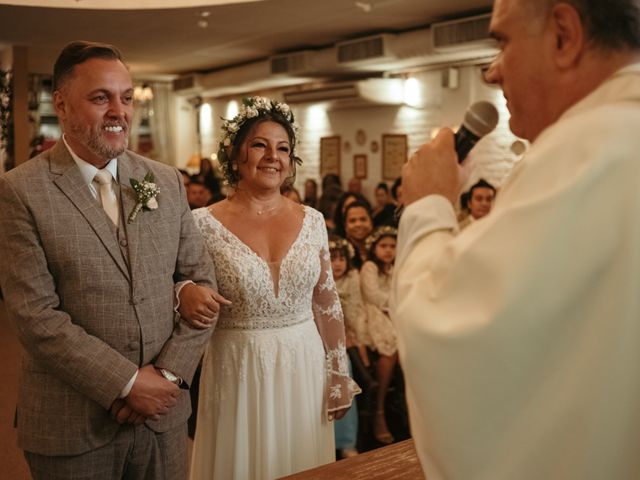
[276,102,290,115]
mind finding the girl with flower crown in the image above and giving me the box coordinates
[183,96,360,480]
[360,226,399,445]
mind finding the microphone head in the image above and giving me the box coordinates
[463,101,499,138]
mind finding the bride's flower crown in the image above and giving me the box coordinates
[328,237,356,259]
[217,96,301,184]
[365,226,398,253]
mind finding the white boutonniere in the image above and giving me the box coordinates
[128,172,160,223]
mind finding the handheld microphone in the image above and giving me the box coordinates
[454,101,499,163]
[394,101,499,222]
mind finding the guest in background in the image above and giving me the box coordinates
[185,96,359,479]
[179,168,191,188]
[361,226,398,445]
[194,157,225,204]
[343,200,374,269]
[392,0,640,478]
[322,173,342,193]
[0,40,223,480]
[318,173,343,230]
[348,177,363,194]
[333,191,371,238]
[303,178,319,208]
[372,182,396,227]
[187,179,211,209]
[390,177,403,207]
[282,184,302,203]
[458,178,496,229]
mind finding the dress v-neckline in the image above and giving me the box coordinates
[205,206,308,298]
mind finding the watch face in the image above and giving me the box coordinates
[161,369,178,383]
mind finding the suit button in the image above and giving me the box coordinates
[120,239,128,247]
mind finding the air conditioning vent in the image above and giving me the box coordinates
[337,34,394,63]
[432,13,492,49]
[283,79,403,105]
[172,74,202,92]
[270,51,311,74]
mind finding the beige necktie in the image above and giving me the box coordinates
[94,169,119,226]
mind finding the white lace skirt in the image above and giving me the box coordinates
[189,318,335,480]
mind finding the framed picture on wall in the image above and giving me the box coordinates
[320,136,341,177]
[382,134,408,180]
[353,154,367,179]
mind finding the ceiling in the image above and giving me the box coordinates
[0,0,493,80]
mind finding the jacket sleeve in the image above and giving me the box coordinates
[153,167,217,387]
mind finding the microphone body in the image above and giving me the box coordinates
[454,125,481,163]
[453,101,499,163]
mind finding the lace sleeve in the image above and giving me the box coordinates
[361,260,389,310]
[312,220,361,414]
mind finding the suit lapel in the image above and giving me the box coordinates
[50,141,131,281]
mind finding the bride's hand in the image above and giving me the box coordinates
[328,406,350,422]
[178,283,231,329]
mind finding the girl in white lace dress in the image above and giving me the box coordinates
[184,97,359,480]
[360,226,398,445]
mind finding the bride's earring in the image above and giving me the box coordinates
[231,163,238,171]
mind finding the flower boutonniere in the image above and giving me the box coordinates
[128,172,160,223]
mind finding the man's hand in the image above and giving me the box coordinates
[124,365,180,421]
[110,399,147,425]
[402,128,463,207]
[178,283,231,329]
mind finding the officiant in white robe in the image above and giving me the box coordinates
[391,0,640,479]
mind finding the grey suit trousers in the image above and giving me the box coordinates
[25,423,188,480]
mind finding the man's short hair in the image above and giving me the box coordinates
[547,0,640,50]
[53,41,124,92]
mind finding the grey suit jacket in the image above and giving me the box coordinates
[0,141,216,455]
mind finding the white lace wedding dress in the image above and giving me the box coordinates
[189,206,360,480]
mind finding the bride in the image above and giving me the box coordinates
[184,96,360,479]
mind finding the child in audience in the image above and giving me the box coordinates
[360,226,398,444]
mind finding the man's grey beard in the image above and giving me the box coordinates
[86,131,128,160]
[68,121,128,160]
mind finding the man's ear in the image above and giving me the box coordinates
[52,90,66,121]
[550,3,585,69]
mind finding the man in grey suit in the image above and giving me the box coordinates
[0,41,223,479]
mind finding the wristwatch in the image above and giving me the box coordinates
[159,368,182,386]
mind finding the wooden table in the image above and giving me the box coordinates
[279,439,426,479]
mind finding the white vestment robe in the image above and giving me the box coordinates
[391,63,640,480]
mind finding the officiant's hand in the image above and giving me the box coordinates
[125,365,180,421]
[178,283,231,329]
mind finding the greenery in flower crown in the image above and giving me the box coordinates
[217,96,301,185]
[365,225,398,253]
